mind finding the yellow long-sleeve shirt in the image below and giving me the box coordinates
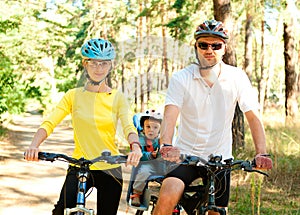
[40,87,137,170]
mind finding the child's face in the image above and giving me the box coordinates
[143,119,161,140]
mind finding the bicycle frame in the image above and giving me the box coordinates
[65,166,94,215]
[186,172,227,215]
[36,151,127,215]
[132,154,268,215]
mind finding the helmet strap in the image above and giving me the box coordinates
[193,61,220,70]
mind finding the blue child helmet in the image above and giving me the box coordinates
[80,38,116,60]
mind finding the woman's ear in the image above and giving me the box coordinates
[82,59,88,67]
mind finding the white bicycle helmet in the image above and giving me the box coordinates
[140,109,163,129]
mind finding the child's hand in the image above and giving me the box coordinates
[151,148,158,158]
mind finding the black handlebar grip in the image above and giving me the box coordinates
[38,152,56,161]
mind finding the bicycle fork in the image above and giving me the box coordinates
[64,171,94,215]
[199,175,226,215]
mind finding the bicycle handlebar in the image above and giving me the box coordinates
[179,154,269,177]
[37,150,128,167]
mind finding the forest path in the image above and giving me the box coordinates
[0,113,138,215]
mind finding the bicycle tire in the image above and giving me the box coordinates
[135,210,144,215]
[135,195,158,215]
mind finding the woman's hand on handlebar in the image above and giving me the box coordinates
[24,147,40,161]
[127,144,142,167]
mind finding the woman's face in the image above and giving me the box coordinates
[143,119,161,140]
[83,59,112,82]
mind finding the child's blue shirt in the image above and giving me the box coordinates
[139,133,160,161]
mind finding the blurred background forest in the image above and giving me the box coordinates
[0,0,300,214]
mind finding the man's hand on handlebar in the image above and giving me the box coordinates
[254,154,273,170]
[159,144,181,162]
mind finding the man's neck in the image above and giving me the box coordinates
[199,63,222,87]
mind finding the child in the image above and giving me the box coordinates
[130,109,165,207]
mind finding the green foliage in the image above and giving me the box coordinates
[172,0,186,13]
[56,76,78,93]
[165,0,193,41]
[0,0,89,118]
[166,15,191,40]
[0,48,26,116]
[0,18,20,33]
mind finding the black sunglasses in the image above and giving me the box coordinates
[197,42,223,50]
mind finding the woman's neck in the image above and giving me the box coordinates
[84,82,111,93]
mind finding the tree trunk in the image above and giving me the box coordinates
[213,0,244,149]
[258,0,268,114]
[138,0,144,112]
[161,1,169,90]
[213,0,236,66]
[134,76,138,112]
[284,21,298,123]
[298,39,300,93]
[244,13,253,80]
[146,0,151,104]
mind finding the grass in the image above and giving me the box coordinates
[230,107,300,214]
[0,125,7,138]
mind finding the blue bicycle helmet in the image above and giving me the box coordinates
[81,38,116,60]
[194,20,229,41]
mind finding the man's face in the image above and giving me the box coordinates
[196,37,226,68]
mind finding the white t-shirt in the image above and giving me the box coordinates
[165,63,259,160]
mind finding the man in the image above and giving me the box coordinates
[153,20,273,215]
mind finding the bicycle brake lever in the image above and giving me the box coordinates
[253,169,269,177]
[241,160,269,177]
[115,155,128,164]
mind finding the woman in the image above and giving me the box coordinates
[24,38,142,215]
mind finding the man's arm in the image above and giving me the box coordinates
[159,105,181,162]
[245,110,266,154]
[160,104,180,145]
[245,110,272,169]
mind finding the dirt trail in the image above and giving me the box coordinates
[0,113,138,215]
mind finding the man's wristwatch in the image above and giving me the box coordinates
[162,143,172,147]
[256,153,271,157]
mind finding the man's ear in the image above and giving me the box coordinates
[222,44,227,56]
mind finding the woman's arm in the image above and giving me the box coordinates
[127,132,142,166]
[24,128,47,161]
